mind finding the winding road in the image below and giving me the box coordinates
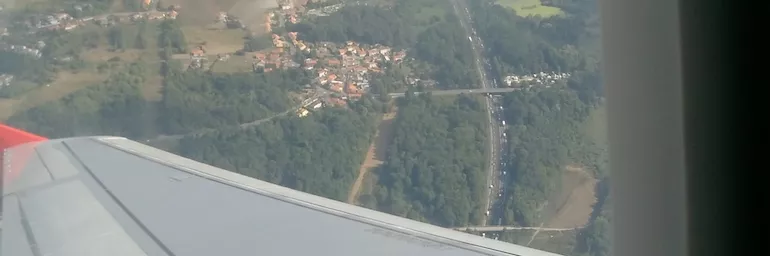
[148,102,307,143]
[388,87,520,98]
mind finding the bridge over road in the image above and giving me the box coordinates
[452,226,582,232]
[388,87,521,98]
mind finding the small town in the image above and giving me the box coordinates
[0,0,572,117]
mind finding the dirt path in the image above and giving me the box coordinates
[347,107,398,205]
[147,103,304,143]
[543,165,598,228]
[526,222,545,246]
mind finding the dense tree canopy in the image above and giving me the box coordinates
[159,70,306,134]
[413,18,479,88]
[176,98,382,201]
[371,94,489,227]
[499,89,593,226]
[468,0,601,79]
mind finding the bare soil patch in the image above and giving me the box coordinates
[542,165,598,228]
[347,107,398,204]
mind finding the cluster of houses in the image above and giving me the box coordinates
[296,98,324,117]
[32,12,83,31]
[128,10,178,22]
[253,47,300,72]
[14,6,180,34]
[305,2,345,17]
[308,41,406,97]
[240,34,411,117]
[503,72,571,88]
[1,43,43,59]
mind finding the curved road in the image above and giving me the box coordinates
[148,103,306,143]
[388,87,520,98]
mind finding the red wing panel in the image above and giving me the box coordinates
[0,123,47,186]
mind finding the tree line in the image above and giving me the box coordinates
[365,94,490,227]
[175,97,383,201]
[159,69,304,135]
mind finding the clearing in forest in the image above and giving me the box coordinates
[347,107,398,205]
[496,0,564,18]
[542,165,598,228]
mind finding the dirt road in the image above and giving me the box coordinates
[346,108,398,205]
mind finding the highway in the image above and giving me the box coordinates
[449,0,509,229]
[387,87,521,97]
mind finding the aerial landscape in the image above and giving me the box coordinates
[0,0,609,255]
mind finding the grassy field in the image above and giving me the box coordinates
[524,229,578,255]
[163,0,275,27]
[0,71,108,120]
[81,48,160,63]
[209,55,254,73]
[181,27,247,54]
[496,0,564,18]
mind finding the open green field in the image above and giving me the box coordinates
[0,71,108,120]
[496,0,564,18]
[209,55,254,73]
[524,229,578,255]
[181,27,247,54]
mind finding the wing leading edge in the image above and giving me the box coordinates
[1,127,563,256]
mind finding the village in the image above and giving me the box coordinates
[6,1,180,34]
[181,0,416,118]
[239,31,409,117]
[1,0,565,118]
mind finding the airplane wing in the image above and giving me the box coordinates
[0,124,563,256]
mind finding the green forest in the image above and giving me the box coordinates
[159,70,305,134]
[465,1,610,255]
[499,89,593,226]
[175,98,382,201]
[368,94,489,227]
